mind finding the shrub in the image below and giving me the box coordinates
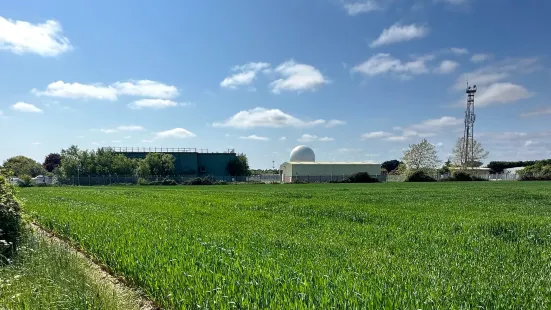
[183,177,214,186]
[17,175,33,187]
[161,178,178,186]
[214,181,228,185]
[138,178,149,185]
[0,176,21,263]
[405,171,437,182]
[452,171,473,181]
[346,172,379,183]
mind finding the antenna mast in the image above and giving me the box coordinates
[463,83,477,169]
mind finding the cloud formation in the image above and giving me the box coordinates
[220,62,270,89]
[434,60,459,74]
[270,60,329,93]
[343,1,381,15]
[352,53,429,77]
[297,134,334,142]
[520,107,551,118]
[0,16,71,56]
[32,80,179,101]
[213,108,326,129]
[128,99,179,109]
[155,128,196,139]
[11,102,43,113]
[370,23,428,48]
[239,135,270,141]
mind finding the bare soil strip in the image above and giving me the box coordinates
[30,223,160,310]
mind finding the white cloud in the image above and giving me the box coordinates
[213,107,325,128]
[220,62,270,89]
[319,137,335,142]
[370,23,428,48]
[361,131,392,139]
[409,116,463,131]
[326,119,346,128]
[111,140,121,144]
[367,116,462,142]
[453,58,540,90]
[124,136,132,139]
[129,99,179,109]
[99,125,144,134]
[113,80,179,99]
[521,107,551,118]
[154,128,196,139]
[476,83,533,107]
[352,53,428,77]
[471,53,490,63]
[0,17,71,56]
[32,141,41,145]
[142,139,153,143]
[343,1,381,15]
[279,136,287,141]
[239,135,270,141]
[11,102,43,113]
[117,125,144,131]
[450,47,469,55]
[384,136,408,142]
[270,60,329,93]
[337,148,362,153]
[434,60,459,74]
[33,80,179,101]
[32,81,118,100]
[297,134,334,142]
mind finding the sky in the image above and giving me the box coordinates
[1,0,550,169]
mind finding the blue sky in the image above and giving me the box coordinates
[1,0,550,169]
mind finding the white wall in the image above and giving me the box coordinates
[280,162,381,182]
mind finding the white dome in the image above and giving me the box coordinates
[290,145,315,162]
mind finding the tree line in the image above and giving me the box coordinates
[1,145,250,178]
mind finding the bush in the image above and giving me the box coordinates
[138,177,149,185]
[214,181,228,185]
[346,172,379,183]
[17,175,33,187]
[405,171,437,182]
[0,176,21,263]
[161,178,178,186]
[452,171,473,181]
[183,177,214,186]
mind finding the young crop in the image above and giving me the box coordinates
[18,182,551,309]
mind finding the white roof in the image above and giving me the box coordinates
[285,161,380,165]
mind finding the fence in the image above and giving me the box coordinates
[386,173,520,182]
[54,175,248,186]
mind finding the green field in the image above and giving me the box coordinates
[19,182,551,309]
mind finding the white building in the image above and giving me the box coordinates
[279,145,381,183]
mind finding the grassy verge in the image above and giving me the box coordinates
[0,230,142,310]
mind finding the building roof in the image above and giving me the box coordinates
[450,167,492,171]
[283,161,380,165]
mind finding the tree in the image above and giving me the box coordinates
[402,139,440,171]
[438,159,452,174]
[226,154,250,176]
[450,137,489,168]
[43,153,61,172]
[2,156,46,177]
[381,160,402,173]
[137,153,175,177]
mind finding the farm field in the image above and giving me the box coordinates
[18,182,551,309]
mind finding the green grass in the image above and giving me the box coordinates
[0,231,139,310]
[18,182,551,309]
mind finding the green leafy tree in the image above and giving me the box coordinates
[381,160,402,173]
[0,175,21,261]
[402,139,440,171]
[226,154,250,176]
[137,153,175,177]
[2,156,46,177]
[43,153,61,172]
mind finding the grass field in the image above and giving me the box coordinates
[18,182,551,309]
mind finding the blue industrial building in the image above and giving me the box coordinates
[107,147,237,177]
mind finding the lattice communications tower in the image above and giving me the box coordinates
[462,84,477,169]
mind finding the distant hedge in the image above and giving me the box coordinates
[487,160,551,173]
[405,171,436,182]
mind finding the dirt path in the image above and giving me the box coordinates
[31,223,160,310]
